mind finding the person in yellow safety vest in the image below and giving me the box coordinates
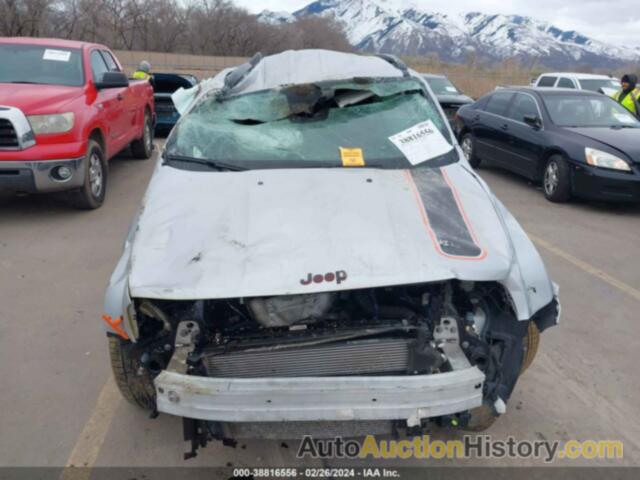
[132,60,152,81]
[612,74,640,119]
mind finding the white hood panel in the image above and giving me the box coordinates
[128,163,516,300]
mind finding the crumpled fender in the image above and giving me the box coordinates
[466,163,559,322]
[102,206,141,340]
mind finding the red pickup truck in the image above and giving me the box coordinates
[0,38,155,209]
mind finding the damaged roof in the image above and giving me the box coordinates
[229,49,404,95]
[172,49,406,115]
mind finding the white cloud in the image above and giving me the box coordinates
[234,0,640,48]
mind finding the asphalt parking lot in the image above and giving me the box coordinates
[1,140,639,471]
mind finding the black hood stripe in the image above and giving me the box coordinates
[406,168,486,260]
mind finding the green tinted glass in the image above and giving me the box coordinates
[167,78,453,169]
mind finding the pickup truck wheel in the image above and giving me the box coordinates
[543,155,572,202]
[461,132,481,168]
[108,336,156,410]
[130,112,154,159]
[68,140,107,210]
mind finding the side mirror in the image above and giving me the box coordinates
[523,114,541,129]
[95,71,129,89]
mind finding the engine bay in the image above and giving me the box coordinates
[122,279,544,458]
[132,280,528,405]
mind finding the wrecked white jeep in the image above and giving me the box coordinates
[103,50,559,457]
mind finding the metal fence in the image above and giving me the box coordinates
[113,50,249,80]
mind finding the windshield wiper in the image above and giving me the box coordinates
[7,81,41,84]
[163,153,246,171]
[610,124,638,129]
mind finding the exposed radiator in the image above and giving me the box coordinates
[204,338,411,378]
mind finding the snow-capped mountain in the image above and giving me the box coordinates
[257,10,295,25]
[258,0,640,67]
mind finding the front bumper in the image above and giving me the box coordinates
[0,157,86,193]
[154,367,485,425]
[572,163,640,202]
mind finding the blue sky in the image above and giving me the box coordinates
[234,0,640,48]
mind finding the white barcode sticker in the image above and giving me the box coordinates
[388,120,453,165]
[43,49,71,62]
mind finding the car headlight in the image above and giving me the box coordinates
[585,148,631,171]
[27,113,74,135]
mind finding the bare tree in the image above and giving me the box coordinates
[0,0,354,58]
[1,0,55,36]
[288,17,353,52]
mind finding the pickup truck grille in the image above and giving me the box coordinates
[203,338,411,378]
[0,119,19,148]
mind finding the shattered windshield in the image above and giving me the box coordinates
[164,78,455,170]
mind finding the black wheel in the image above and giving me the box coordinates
[460,132,481,168]
[543,155,572,202]
[520,321,540,374]
[108,336,156,410]
[130,111,154,159]
[465,404,497,431]
[68,140,107,210]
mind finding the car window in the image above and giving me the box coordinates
[0,43,84,87]
[507,93,539,122]
[423,76,461,95]
[537,76,557,87]
[165,78,456,170]
[543,94,640,127]
[557,78,575,88]
[471,95,490,110]
[484,92,514,116]
[100,50,120,72]
[579,79,621,92]
[90,50,109,83]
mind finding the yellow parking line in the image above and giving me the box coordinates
[528,233,640,302]
[59,377,121,480]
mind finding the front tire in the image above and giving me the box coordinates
[108,336,156,410]
[520,321,540,374]
[543,155,572,202]
[461,132,481,168]
[68,140,107,210]
[130,111,154,159]
[466,404,497,431]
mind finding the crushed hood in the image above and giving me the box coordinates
[128,162,516,300]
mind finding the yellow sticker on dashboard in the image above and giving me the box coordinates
[339,147,365,167]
